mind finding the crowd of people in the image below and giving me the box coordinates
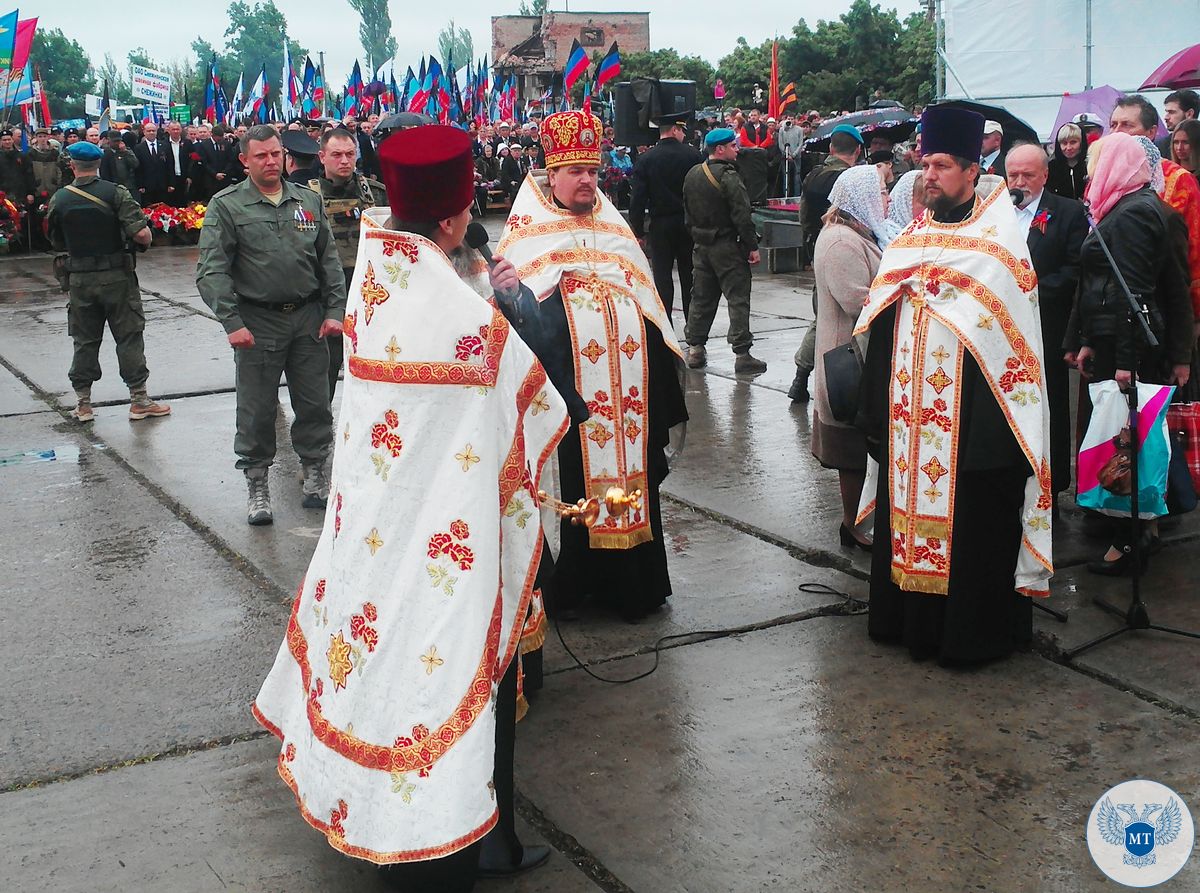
[28,75,1200,890]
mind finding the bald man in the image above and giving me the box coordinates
[1007,143,1089,497]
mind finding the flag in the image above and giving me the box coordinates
[779,81,797,115]
[389,70,399,112]
[0,61,31,107]
[230,72,245,121]
[409,58,430,114]
[35,63,50,126]
[248,65,267,123]
[204,56,220,123]
[11,16,36,72]
[595,42,620,89]
[300,56,316,114]
[563,38,588,91]
[767,40,780,120]
[312,62,325,114]
[399,66,415,112]
[282,39,299,118]
[582,80,592,119]
[346,59,363,118]
[0,10,17,70]
[96,76,111,131]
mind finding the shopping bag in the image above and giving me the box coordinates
[1076,380,1175,519]
[1166,402,1200,492]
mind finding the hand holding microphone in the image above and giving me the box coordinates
[466,221,521,300]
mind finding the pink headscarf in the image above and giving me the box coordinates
[1084,132,1151,223]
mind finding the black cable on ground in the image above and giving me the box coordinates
[554,581,868,684]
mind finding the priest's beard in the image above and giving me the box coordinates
[925,187,975,217]
[449,245,481,280]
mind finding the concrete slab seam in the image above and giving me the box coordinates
[514,790,637,893]
[0,351,291,606]
[0,730,271,794]
[659,491,870,581]
[1032,631,1200,725]
[139,286,219,322]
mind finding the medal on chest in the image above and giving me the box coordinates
[294,207,318,233]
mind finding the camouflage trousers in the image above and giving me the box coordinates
[66,269,148,392]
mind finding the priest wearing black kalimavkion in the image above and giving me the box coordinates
[853,105,1054,665]
[490,109,689,623]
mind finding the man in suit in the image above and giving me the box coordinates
[162,121,193,207]
[1006,143,1088,497]
[133,122,170,205]
[192,124,231,201]
[339,116,379,178]
[980,120,1005,179]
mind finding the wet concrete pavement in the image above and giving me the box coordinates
[1,244,1198,892]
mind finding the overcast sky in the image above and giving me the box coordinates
[33,0,922,90]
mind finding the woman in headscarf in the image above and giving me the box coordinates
[886,169,925,229]
[1133,134,1167,196]
[1047,122,1088,200]
[1064,132,1195,575]
[810,165,900,550]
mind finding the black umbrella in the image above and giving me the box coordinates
[929,100,1039,147]
[804,107,918,151]
[373,111,436,144]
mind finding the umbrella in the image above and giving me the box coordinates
[804,107,917,151]
[1140,43,1200,90]
[1050,86,1122,142]
[929,100,1039,147]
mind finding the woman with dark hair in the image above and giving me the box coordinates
[474,142,501,214]
[1064,133,1195,575]
[1047,122,1087,199]
[1171,119,1200,182]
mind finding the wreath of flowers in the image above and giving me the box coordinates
[143,202,208,233]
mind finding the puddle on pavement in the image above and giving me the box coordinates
[0,445,81,467]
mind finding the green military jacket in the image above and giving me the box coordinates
[681,158,758,251]
[48,176,148,284]
[196,176,347,335]
[306,172,388,271]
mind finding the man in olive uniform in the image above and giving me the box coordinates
[196,125,346,526]
[47,141,171,423]
[100,130,139,199]
[681,128,766,374]
[305,126,387,403]
[628,112,703,322]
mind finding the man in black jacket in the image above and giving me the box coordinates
[134,122,170,205]
[1006,144,1088,495]
[192,124,230,200]
[629,113,702,321]
[161,121,193,207]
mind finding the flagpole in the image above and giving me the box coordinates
[318,52,326,117]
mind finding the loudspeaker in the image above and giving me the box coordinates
[738,148,769,205]
[613,80,697,146]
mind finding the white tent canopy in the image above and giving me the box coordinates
[938,0,1200,140]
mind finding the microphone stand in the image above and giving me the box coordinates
[1064,211,1200,659]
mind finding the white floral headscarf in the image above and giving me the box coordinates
[828,164,904,249]
[887,170,922,229]
[1133,135,1166,196]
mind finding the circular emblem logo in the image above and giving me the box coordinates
[580,128,595,147]
[1087,780,1194,887]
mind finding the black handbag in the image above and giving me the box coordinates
[822,339,863,424]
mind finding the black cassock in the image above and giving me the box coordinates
[856,197,1035,665]
[497,284,688,621]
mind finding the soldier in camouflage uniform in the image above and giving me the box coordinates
[305,127,387,403]
[681,128,767,374]
[47,141,171,423]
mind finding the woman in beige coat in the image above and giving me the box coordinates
[810,164,900,549]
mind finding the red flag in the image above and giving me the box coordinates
[767,40,780,120]
[12,17,37,72]
[36,64,52,127]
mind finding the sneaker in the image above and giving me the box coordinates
[71,400,94,423]
[787,368,811,402]
[129,396,172,420]
[684,345,707,369]
[301,463,329,509]
[246,469,273,526]
[734,352,768,374]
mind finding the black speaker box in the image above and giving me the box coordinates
[738,148,769,205]
[613,80,697,146]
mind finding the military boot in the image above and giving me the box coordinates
[246,468,273,526]
[787,367,811,403]
[128,386,172,421]
[734,352,768,374]
[301,462,329,509]
[70,388,94,423]
[684,345,707,369]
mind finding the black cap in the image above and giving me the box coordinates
[656,110,692,127]
[281,129,320,158]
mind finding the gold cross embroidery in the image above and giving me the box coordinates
[931,345,950,364]
[580,338,606,364]
[455,444,480,471]
[977,314,994,330]
[364,528,384,555]
[981,225,998,238]
[384,336,401,361]
[420,646,444,675]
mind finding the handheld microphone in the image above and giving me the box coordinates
[1009,188,1025,207]
[465,221,494,265]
